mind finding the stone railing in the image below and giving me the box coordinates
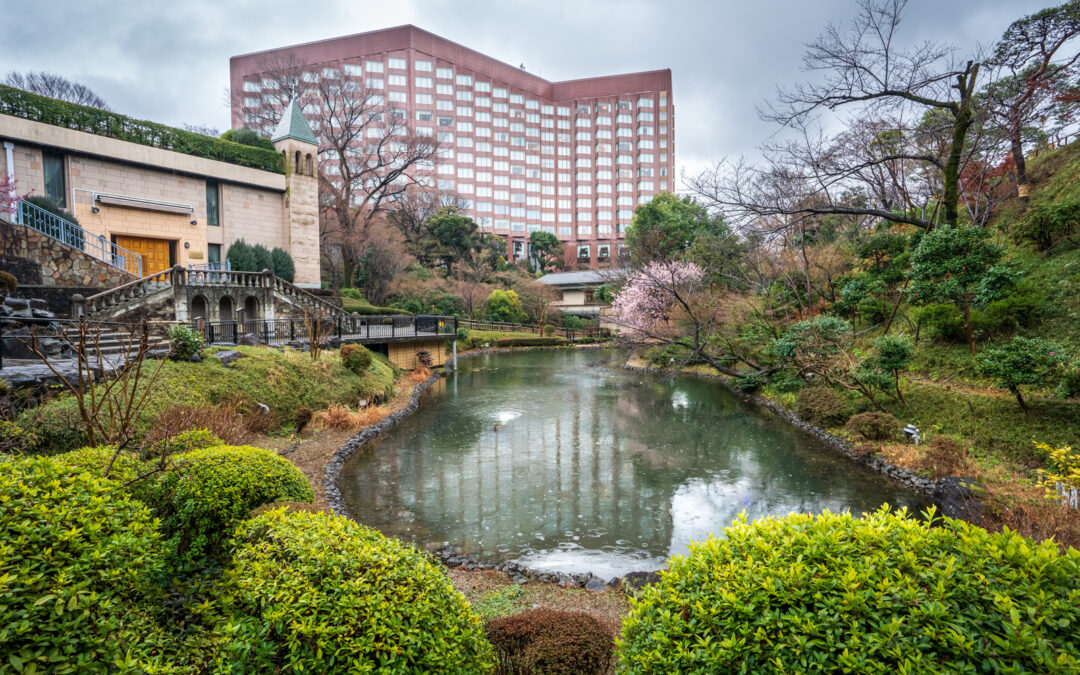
[74,266,342,319]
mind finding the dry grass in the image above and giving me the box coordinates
[878,437,972,477]
[407,365,433,384]
[981,485,1080,552]
[310,403,392,431]
[144,401,252,448]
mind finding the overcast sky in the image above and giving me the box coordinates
[1,0,1059,184]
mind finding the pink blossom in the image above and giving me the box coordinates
[612,261,704,335]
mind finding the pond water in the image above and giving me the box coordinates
[339,349,927,578]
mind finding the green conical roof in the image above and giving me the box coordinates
[271,99,318,145]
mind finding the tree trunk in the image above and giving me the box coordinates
[942,62,980,227]
[1014,388,1028,411]
[1010,113,1029,202]
[964,301,975,354]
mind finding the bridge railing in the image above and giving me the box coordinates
[458,318,609,341]
[193,314,458,347]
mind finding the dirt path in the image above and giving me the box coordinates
[254,371,633,628]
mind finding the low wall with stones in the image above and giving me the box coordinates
[0,217,133,289]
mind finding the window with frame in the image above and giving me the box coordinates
[388,57,406,69]
[437,67,453,79]
[42,151,66,207]
[415,60,432,72]
[415,76,433,88]
[366,61,384,73]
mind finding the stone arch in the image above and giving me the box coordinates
[305,153,314,176]
[244,295,260,321]
[190,294,208,321]
[218,295,234,322]
[294,150,301,173]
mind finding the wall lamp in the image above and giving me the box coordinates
[190,219,198,225]
[91,206,100,214]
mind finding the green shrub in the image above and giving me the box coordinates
[486,609,613,675]
[25,194,79,226]
[485,289,527,323]
[270,247,294,282]
[220,127,274,151]
[494,337,568,347]
[0,420,37,454]
[0,269,16,294]
[0,456,164,673]
[14,395,88,455]
[0,85,283,173]
[794,386,850,427]
[151,445,314,563]
[456,326,470,342]
[168,323,204,361]
[340,343,373,374]
[341,296,411,315]
[542,324,556,337]
[55,445,146,484]
[913,302,972,343]
[645,340,698,366]
[339,287,364,300]
[1013,198,1080,251]
[735,371,767,393]
[976,336,1068,409]
[617,507,1080,673]
[844,411,902,441]
[218,509,495,673]
[981,286,1047,333]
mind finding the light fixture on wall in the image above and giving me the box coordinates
[91,206,100,213]
[190,219,198,225]
[184,241,191,249]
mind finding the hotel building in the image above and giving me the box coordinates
[230,25,673,270]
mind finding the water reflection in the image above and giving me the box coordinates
[339,350,926,576]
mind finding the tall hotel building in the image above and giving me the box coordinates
[230,25,673,270]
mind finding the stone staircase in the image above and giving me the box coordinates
[73,266,341,322]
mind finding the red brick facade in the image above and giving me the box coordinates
[230,25,673,270]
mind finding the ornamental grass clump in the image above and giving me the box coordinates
[218,509,495,673]
[617,507,1080,674]
[150,445,314,564]
[0,456,164,673]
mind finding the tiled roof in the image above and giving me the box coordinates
[536,269,626,286]
[271,99,318,145]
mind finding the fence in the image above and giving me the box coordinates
[457,318,609,341]
[18,199,143,276]
[193,314,457,347]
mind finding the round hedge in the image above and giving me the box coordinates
[152,445,314,563]
[0,456,163,673]
[486,608,613,674]
[218,509,495,673]
[617,507,1080,673]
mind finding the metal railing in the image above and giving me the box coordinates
[458,318,609,341]
[17,199,142,276]
[193,314,458,347]
[187,260,231,272]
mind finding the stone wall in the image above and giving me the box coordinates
[0,217,132,289]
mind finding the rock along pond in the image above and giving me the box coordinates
[339,349,927,578]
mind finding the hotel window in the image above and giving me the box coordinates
[557,106,570,116]
[639,181,656,191]
[477,199,493,209]
[510,94,523,104]
[457,167,474,178]
[576,198,592,208]
[415,76,433,88]
[438,180,455,190]
[542,105,554,114]
[302,71,318,82]
[638,153,655,163]
[457,106,473,117]
[577,240,592,256]
[638,139,654,150]
[322,68,339,79]
[366,78,384,89]
[618,209,634,220]
[638,126,654,136]
[639,167,654,177]
[512,223,526,232]
[243,97,260,107]
[208,243,221,264]
[617,181,633,191]
[243,80,260,92]
[493,87,508,98]
[596,116,611,127]
[476,141,492,152]
[456,74,473,86]
[475,111,491,122]
[559,226,572,235]
[388,91,406,103]
[476,96,491,107]
[437,67,453,79]
[415,60,432,72]
[205,181,220,226]
[416,110,434,121]
[343,64,363,77]
[575,131,592,141]
[477,171,492,182]
[415,93,433,105]
[366,61,384,73]
[457,121,473,132]
[559,213,572,223]
[476,126,491,137]
[43,151,66,207]
[458,137,473,147]
[598,244,611,257]
[261,77,279,88]
[617,196,634,206]
[637,112,654,123]
[457,90,473,101]
[660,110,668,121]
[437,132,454,143]
[437,83,453,95]
[437,99,453,110]
[475,81,491,92]
[388,57,406,69]
[638,97,654,108]
[494,219,510,230]
[576,118,591,128]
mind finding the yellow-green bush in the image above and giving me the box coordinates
[217,509,495,673]
[617,507,1080,673]
[151,445,314,564]
[0,420,37,454]
[0,456,164,673]
[1038,441,1080,497]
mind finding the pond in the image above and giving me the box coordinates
[339,349,927,578]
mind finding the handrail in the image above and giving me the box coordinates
[17,199,142,276]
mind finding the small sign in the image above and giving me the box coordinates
[188,251,204,259]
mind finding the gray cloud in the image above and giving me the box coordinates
[0,0,1057,183]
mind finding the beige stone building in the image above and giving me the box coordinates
[0,98,321,287]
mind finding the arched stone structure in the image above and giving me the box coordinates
[190,294,207,320]
[218,295,234,322]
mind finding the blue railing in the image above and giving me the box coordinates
[17,200,142,277]
[187,259,231,272]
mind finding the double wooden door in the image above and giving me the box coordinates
[113,235,172,277]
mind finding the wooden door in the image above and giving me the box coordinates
[114,236,172,277]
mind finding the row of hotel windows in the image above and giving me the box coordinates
[248,92,666,126]
[489,221,626,237]
[245,71,666,115]
[508,241,615,259]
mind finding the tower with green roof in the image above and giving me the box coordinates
[270,100,320,287]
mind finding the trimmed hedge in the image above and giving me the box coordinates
[617,507,1080,673]
[340,343,373,374]
[0,456,164,673]
[0,85,283,174]
[494,337,568,347]
[150,445,314,563]
[844,411,902,441]
[341,296,412,315]
[218,509,495,673]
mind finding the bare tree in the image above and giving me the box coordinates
[5,71,110,109]
[693,0,983,232]
[987,1,1080,198]
[182,123,221,137]
[230,52,309,135]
